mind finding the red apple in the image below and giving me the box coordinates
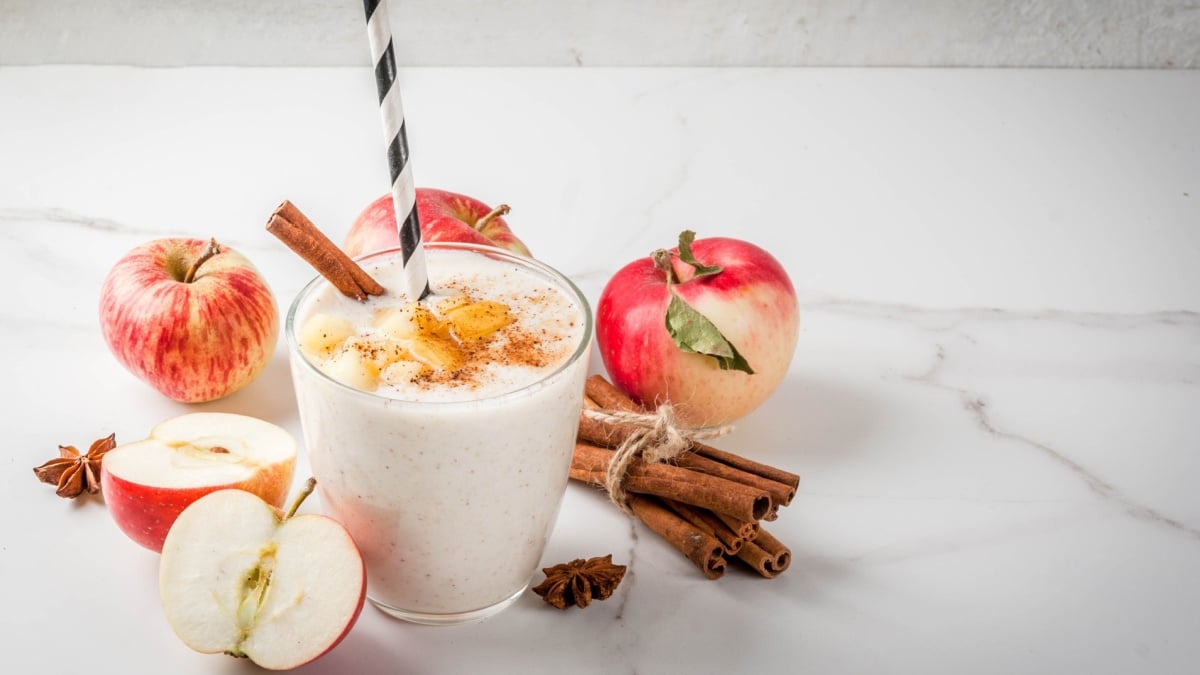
[101,412,297,552]
[343,188,532,258]
[159,479,365,670]
[596,231,799,428]
[99,237,278,403]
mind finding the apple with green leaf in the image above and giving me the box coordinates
[596,231,799,428]
[159,478,366,670]
[343,188,532,258]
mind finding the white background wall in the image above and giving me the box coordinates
[1,0,1198,67]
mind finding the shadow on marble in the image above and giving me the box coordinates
[734,374,881,469]
[189,348,300,427]
[758,551,874,627]
[192,351,298,429]
[290,614,415,675]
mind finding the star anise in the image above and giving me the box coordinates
[531,554,627,609]
[33,433,116,499]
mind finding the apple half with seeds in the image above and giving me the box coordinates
[159,479,366,670]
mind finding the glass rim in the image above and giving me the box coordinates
[285,242,593,409]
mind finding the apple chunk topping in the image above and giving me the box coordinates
[406,334,467,371]
[320,346,381,391]
[345,335,410,370]
[443,300,513,342]
[380,358,424,385]
[433,294,473,314]
[375,303,444,340]
[302,295,516,392]
[298,313,355,357]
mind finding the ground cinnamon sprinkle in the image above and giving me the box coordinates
[405,285,572,392]
[490,329,552,369]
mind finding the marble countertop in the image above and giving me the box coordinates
[2,66,1197,674]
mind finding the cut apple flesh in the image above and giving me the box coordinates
[160,489,365,670]
[103,412,295,488]
[101,412,298,552]
[104,440,265,486]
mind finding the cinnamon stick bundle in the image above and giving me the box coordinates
[572,375,797,580]
[691,441,800,503]
[266,200,384,301]
[662,499,745,555]
[571,442,770,522]
[579,376,800,519]
[583,375,643,413]
[628,495,726,580]
[735,529,790,578]
[713,511,760,542]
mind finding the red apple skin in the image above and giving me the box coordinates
[98,238,278,403]
[597,236,799,428]
[101,461,293,553]
[343,188,532,259]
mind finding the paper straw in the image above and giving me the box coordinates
[363,0,430,300]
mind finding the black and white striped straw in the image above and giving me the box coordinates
[364,0,430,300]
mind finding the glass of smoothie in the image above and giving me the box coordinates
[285,243,591,625]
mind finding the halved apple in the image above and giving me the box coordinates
[101,412,296,552]
[159,482,366,669]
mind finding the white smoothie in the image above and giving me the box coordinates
[286,244,590,624]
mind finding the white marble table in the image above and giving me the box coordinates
[2,66,1197,674]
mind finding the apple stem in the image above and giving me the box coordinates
[474,204,511,232]
[284,477,317,521]
[182,238,222,283]
[652,249,679,285]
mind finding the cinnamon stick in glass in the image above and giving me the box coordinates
[266,200,384,301]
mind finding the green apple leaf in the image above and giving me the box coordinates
[665,291,754,374]
[676,230,723,278]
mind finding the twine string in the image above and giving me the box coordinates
[582,405,733,514]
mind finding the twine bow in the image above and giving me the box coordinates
[582,404,733,513]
